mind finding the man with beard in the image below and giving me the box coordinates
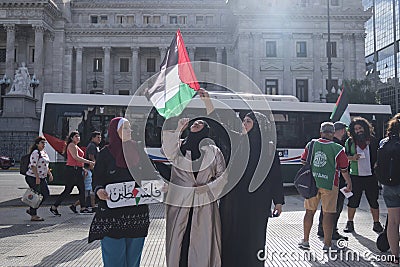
[343,117,384,233]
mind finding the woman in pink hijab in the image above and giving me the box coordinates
[88,117,149,267]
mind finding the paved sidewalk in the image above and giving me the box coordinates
[0,186,396,266]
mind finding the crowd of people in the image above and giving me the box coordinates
[21,89,400,266]
[299,118,399,264]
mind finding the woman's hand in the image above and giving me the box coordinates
[198,88,209,99]
[89,161,95,170]
[177,118,189,132]
[48,172,54,182]
[35,177,40,185]
[97,189,109,200]
[161,183,169,193]
[272,204,283,217]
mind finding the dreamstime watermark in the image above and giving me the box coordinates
[256,239,397,263]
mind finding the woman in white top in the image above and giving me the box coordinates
[25,136,53,221]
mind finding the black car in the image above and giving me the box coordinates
[0,156,15,170]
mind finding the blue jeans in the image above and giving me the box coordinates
[101,236,145,267]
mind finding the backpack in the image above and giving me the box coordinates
[375,136,400,186]
[20,150,41,175]
[294,140,318,199]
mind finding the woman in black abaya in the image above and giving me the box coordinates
[219,111,285,267]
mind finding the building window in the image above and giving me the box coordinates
[100,15,108,23]
[196,16,204,24]
[119,90,130,95]
[170,16,178,24]
[265,79,278,95]
[296,79,308,102]
[179,16,187,24]
[326,79,339,92]
[143,16,151,24]
[296,41,307,57]
[147,58,156,72]
[153,16,161,24]
[127,15,135,24]
[0,49,5,63]
[331,0,339,6]
[200,59,209,72]
[120,58,129,72]
[326,41,337,58]
[299,0,309,7]
[266,41,277,57]
[93,58,103,72]
[116,15,124,24]
[29,47,35,63]
[205,16,213,25]
[90,16,98,24]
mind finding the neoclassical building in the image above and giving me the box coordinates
[0,0,369,109]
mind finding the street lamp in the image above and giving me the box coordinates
[327,0,332,98]
[30,74,40,99]
[0,74,11,110]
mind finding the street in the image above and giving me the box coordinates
[0,171,396,266]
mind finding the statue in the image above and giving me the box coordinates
[8,62,32,97]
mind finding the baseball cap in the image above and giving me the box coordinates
[333,121,347,131]
[320,122,335,133]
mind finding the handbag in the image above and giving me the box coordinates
[21,187,43,209]
[294,140,318,199]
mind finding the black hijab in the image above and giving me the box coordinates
[180,120,210,161]
[241,111,274,193]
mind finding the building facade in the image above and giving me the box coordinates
[0,0,368,158]
[364,0,400,113]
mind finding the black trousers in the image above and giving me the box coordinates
[54,166,85,208]
[25,175,50,216]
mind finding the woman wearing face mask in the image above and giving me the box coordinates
[88,117,151,267]
[163,117,227,267]
[219,112,285,267]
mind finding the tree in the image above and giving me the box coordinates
[325,79,380,104]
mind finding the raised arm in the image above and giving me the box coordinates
[161,118,189,161]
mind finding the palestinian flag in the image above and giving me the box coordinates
[330,85,351,125]
[144,30,200,119]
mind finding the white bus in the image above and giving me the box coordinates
[39,93,392,184]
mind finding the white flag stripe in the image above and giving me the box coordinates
[150,65,181,109]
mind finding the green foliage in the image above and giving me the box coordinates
[325,79,379,104]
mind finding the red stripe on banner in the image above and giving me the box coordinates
[176,30,200,91]
[280,156,301,162]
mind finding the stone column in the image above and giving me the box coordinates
[215,47,224,87]
[131,46,139,93]
[252,33,262,89]
[103,46,111,94]
[342,33,352,81]
[226,46,235,91]
[312,33,322,101]
[44,32,54,95]
[33,24,44,107]
[237,33,250,77]
[63,47,73,93]
[75,47,83,94]
[354,33,366,80]
[283,33,292,95]
[5,24,16,81]
[187,47,195,62]
[159,47,168,63]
